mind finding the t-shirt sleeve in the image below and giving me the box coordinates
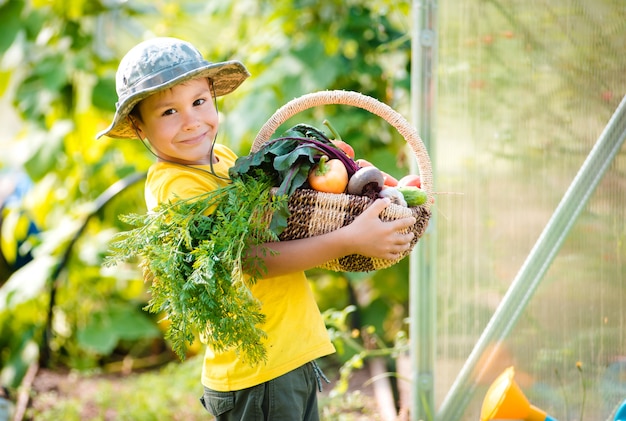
[145,145,237,211]
[159,172,220,203]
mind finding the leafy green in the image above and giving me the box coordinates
[230,124,359,232]
[76,303,160,355]
[231,124,358,195]
[105,174,287,365]
[105,125,354,364]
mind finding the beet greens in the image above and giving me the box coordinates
[230,124,359,233]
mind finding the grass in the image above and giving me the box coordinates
[28,356,379,421]
[30,357,208,421]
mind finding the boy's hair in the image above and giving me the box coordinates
[97,37,250,140]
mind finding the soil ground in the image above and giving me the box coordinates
[26,363,383,420]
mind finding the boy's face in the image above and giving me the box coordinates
[133,77,219,165]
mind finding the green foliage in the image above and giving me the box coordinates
[76,303,159,355]
[0,1,623,418]
[28,357,208,421]
[106,175,287,364]
[0,0,416,388]
[0,0,25,55]
[323,305,409,397]
[231,125,335,196]
[0,298,43,388]
[230,123,360,230]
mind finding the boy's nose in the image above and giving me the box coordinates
[182,113,201,131]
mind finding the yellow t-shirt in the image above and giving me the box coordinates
[144,144,335,392]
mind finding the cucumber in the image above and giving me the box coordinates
[396,186,427,206]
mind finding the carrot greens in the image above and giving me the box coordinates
[105,174,286,365]
[105,124,346,365]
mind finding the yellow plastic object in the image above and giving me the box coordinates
[480,366,550,421]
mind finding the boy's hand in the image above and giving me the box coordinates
[255,198,419,277]
[344,198,416,260]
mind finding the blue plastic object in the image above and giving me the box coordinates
[615,399,626,421]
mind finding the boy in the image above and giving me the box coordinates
[98,37,416,420]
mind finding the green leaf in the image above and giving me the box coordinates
[92,77,117,112]
[23,121,71,181]
[1,332,38,389]
[77,313,119,354]
[106,176,285,364]
[230,125,344,198]
[0,256,56,311]
[77,304,159,354]
[0,0,24,53]
[109,305,160,341]
[0,69,11,97]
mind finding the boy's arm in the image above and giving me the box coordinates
[248,199,417,278]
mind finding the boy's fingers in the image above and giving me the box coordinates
[399,216,417,229]
[364,198,391,216]
[364,198,417,228]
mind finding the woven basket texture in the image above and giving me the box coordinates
[278,189,430,271]
[254,90,433,272]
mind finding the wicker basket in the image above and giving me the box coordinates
[253,90,433,272]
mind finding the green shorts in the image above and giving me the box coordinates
[199,361,328,421]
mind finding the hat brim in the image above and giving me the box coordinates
[97,60,250,139]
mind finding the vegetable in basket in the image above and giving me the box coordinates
[398,174,422,188]
[229,123,359,232]
[323,118,355,159]
[347,166,385,199]
[379,186,408,207]
[307,155,349,193]
[105,174,286,364]
[397,186,428,207]
[245,89,433,274]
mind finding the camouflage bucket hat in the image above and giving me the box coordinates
[97,37,250,139]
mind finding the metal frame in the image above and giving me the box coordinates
[410,0,438,419]
[410,0,626,418]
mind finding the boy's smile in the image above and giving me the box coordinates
[133,77,219,165]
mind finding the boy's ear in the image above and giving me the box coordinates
[128,115,145,139]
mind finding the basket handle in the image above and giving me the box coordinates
[252,90,433,209]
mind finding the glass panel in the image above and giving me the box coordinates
[436,0,625,418]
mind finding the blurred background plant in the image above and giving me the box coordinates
[1,0,417,417]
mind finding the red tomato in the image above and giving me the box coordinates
[331,139,355,159]
[308,156,349,193]
[398,174,421,188]
[382,171,398,187]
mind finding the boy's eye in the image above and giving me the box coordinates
[158,98,206,116]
